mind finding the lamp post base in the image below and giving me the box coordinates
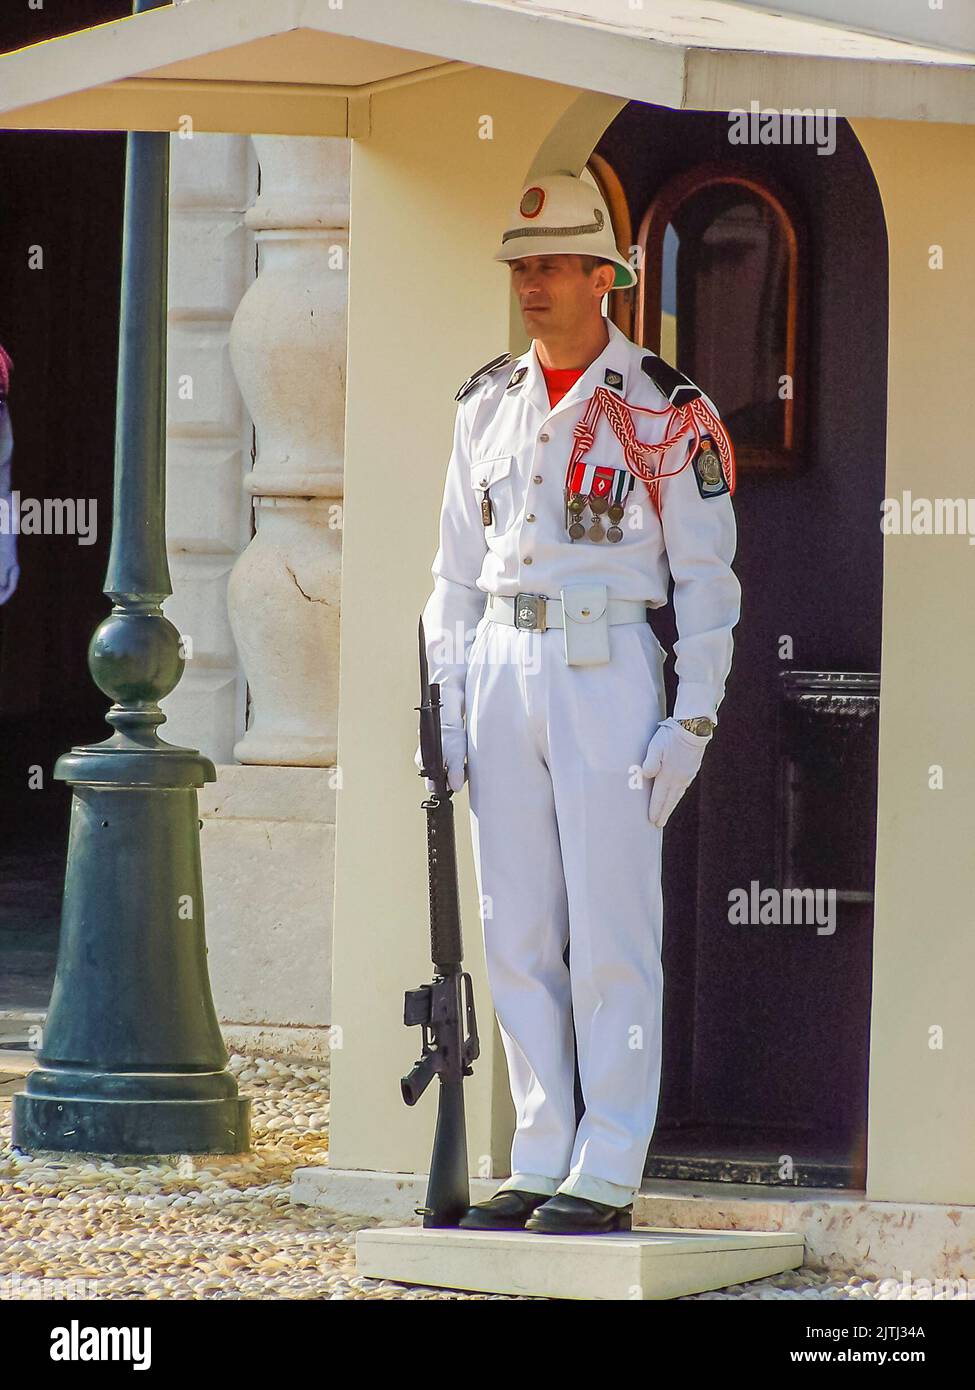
[9,750,251,1157]
[12,1088,250,1156]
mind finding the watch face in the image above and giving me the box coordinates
[682,718,713,736]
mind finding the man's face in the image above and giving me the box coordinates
[509,254,614,339]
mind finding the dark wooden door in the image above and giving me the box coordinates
[594,105,888,1188]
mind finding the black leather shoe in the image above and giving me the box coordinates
[458,1189,552,1230]
[524,1192,633,1234]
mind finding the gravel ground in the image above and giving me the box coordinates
[0,1052,967,1300]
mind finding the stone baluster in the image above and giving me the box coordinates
[227,136,349,766]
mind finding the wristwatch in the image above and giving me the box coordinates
[677,716,715,737]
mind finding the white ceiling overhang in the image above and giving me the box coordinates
[0,0,971,136]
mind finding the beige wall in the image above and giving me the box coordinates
[850,118,975,1205]
[332,69,975,1204]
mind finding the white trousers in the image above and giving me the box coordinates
[464,614,668,1206]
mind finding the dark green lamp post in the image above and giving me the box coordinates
[12,0,249,1155]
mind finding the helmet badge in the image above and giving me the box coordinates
[519,186,545,219]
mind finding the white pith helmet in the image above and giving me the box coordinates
[493,170,637,290]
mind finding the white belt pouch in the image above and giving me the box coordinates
[561,582,610,666]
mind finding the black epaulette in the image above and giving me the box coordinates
[640,354,701,409]
[455,352,512,402]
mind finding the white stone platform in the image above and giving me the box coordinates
[356,1225,804,1300]
[294,1165,975,1280]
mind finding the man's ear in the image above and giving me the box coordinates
[593,264,615,297]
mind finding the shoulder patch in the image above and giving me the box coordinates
[455,352,513,402]
[640,354,701,409]
[691,437,730,499]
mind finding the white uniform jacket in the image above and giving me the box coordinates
[422,317,741,727]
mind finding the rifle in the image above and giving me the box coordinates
[401,616,480,1227]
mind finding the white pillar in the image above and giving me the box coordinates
[163,131,257,764]
[195,137,350,1055]
[227,136,348,766]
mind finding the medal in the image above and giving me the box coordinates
[566,489,587,540]
[480,490,493,527]
[563,458,637,543]
[606,469,632,541]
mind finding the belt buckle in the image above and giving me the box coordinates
[514,593,547,631]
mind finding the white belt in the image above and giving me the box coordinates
[485,591,649,633]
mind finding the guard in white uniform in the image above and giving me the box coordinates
[417,173,741,1234]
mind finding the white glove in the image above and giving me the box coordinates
[414,683,468,793]
[641,716,711,828]
[414,724,467,793]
